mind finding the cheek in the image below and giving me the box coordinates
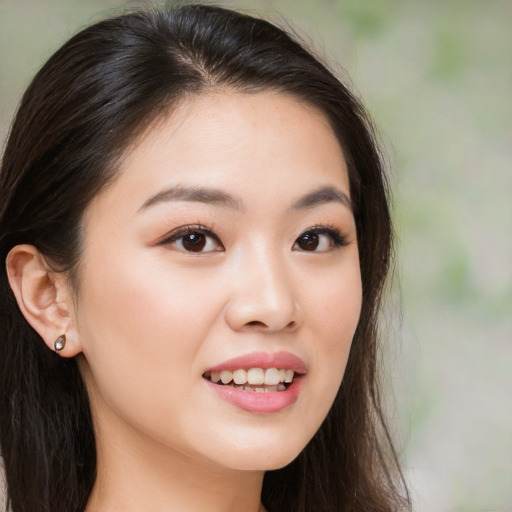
[78,247,222,346]
[74,249,223,418]
[309,258,362,342]
[305,258,362,395]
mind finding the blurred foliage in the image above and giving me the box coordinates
[1,0,511,510]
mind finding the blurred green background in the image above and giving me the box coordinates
[1,0,511,510]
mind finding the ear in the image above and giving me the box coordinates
[6,244,82,357]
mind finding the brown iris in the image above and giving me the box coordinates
[182,233,207,252]
[296,233,319,251]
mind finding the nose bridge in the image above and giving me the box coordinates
[225,238,300,332]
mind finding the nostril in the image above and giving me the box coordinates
[246,320,267,328]
[244,320,297,330]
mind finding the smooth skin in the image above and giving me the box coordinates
[7,91,362,512]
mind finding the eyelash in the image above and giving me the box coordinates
[160,224,349,253]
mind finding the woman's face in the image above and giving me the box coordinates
[73,91,362,472]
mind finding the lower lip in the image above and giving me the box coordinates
[204,377,303,413]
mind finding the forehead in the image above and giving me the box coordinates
[89,91,350,216]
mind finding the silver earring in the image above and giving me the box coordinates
[54,334,66,352]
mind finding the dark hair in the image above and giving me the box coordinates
[0,5,410,512]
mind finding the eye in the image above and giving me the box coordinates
[161,225,224,253]
[293,226,348,252]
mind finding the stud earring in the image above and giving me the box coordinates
[54,334,66,353]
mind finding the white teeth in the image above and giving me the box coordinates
[264,368,280,386]
[220,370,233,384]
[233,369,248,385]
[220,383,288,392]
[247,368,265,385]
[207,367,297,388]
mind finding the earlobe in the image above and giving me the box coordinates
[5,244,82,357]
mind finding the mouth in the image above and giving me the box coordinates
[202,352,306,412]
[202,367,297,393]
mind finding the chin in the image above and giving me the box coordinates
[205,430,312,472]
[245,451,300,471]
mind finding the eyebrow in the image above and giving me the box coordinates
[139,186,243,212]
[139,184,351,213]
[290,186,352,212]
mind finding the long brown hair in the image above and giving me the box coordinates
[0,5,410,512]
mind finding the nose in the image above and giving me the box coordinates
[224,247,302,333]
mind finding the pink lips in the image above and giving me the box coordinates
[203,351,306,414]
[205,351,306,374]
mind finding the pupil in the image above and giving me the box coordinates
[183,233,206,252]
[299,233,319,250]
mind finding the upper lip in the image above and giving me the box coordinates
[205,351,307,374]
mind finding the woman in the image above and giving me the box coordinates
[0,5,410,512]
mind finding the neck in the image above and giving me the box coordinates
[85,414,265,512]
